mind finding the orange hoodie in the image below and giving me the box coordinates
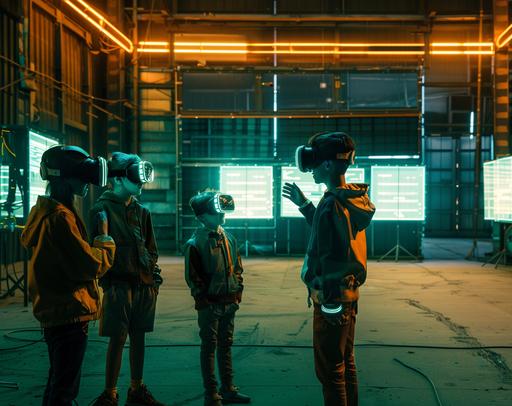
[21,196,116,327]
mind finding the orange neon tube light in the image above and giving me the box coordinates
[139,41,170,46]
[496,24,512,48]
[136,41,495,56]
[64,0,133,53]
[173,49,424,55]
[431,42,494,47]
[173,42,425,47]
[431,50,494,55]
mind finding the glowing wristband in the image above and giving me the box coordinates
[321,304,343,314]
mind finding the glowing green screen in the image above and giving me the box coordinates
[371,166,425,221]
[220,166,273,219]
[483,156,512,223]
[28,130,59,209]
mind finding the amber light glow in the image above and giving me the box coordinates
[64,0,133,53]
[431,42,494,55]
[138,41,171,53]
[497,24,512,48]
[137,41,495,56]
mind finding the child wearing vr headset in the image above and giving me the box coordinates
[21,145,116,406]
[90,152,164,406]
[184,191,250,406]
[283,132,375,406]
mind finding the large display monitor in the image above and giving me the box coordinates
[28,130,59,209]
[220,166,273,219]
[371,166,425,221]
[0,166,23,217]
[483,156,512,223]
[483,160,496,221]
[280,167,365,218]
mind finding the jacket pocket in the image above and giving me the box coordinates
[227,272,242,294]
[72,285,98,315]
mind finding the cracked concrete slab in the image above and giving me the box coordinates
[1,257,511,405]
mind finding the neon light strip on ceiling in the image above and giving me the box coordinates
[496,24,512,48]
[64,0,133,53]
[137,41,494,55]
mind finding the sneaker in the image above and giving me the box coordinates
[220,386,251,404]
[125,384,165,406]
[204,392,223,406]
[90,391,119,406]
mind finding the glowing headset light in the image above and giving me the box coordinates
[138,161,154,183]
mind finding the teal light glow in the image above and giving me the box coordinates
[220,166,273,219]
[280,167,365,218]
[484,156,512,223]
[483,160,495,220]
[28,131,59,209]
[371,166,425,221]
[0,166,23,217]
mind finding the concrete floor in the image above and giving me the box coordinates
[1,256,512,406]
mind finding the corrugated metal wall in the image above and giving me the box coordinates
[30,3,57,130]
[0,9,18,125]
[138,68,176,252]
[61,27,85,127]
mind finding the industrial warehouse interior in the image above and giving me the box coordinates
[1,1,512,405]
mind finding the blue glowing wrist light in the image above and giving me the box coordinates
[321,304,343,314]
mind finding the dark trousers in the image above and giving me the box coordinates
[313,304,358,406]
[42,322,88,406]
[197,303,238,395]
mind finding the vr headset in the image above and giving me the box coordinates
[295,132,355,173]
[40,145,108,187]
[108,160,154,184]
[196,193,235,216]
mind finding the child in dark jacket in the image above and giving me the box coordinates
[184,191,251,406]
[283,132,375,406]
[90,152,163,406]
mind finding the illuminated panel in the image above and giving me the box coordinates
[483,160,496,220]
[345,167,365,184]
[0,166,23,217]
[220,166,273,219]
[280,167,365,218]
[28,131,59,209]
[371,166,425,221]
[495,156,512,223]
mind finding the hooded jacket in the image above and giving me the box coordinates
[184,226,243,309]
[300,183,375,305]
[90,190,158,286]
[20,196,116,327]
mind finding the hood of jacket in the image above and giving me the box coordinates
[327,183,376,232]
[97,190,137,205]
[21,196,69,248]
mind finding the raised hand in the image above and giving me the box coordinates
[282,182,308,207]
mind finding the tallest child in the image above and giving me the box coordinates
[283,132,375,406]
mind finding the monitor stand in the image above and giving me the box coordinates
[482,224,512,269]
[377,223,419,262]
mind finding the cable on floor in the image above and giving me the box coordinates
[2,328,512,352]
[394,357,443,406]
